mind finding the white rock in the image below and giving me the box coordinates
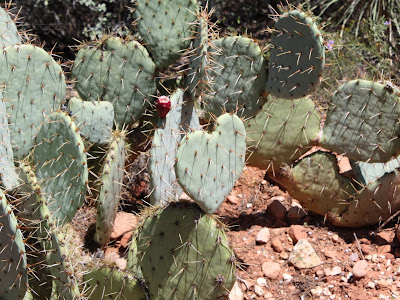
[289,239,322,269]
[310,286,323,296]
[256,277,267,287]
[254,285,264,297]
[282,273,293,283]
[229,282,244,300]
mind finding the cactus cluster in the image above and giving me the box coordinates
[0,0,399,299]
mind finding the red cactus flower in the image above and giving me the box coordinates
[156,96,171,118]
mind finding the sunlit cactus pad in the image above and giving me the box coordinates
[0,44,65,159]
[137,203,236,300]
[267,10,324,99]
[72,37,157,126]
[134,0,199,69]
[0,6,21,47]
[68,97,114,144]
[246,96,320,172]
[0,190,27,299]
[204,36,268,118]
[175,113,246,213]
[33,112,88,226]
[321,80,400,162]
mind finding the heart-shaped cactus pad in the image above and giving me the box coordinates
[175,113,246,213]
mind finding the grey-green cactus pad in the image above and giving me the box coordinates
[0,45,65,159]
[175,113,246,213]
[134,0,199,69]
[246,96,320,172]
[204,36,268,118]
[149,89,200,205]
[267,10,324,99]
[0,190,27,299]
[321,80,400,162]
[351,156,400,186]
[72,37,157,126]
[0,6,21,47]
[33,112,88,226]
[137,203,236,300]
[68,97,114,144]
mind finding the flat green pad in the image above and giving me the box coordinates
[278,151,355,217]
[204,36,268,118]
[68,97,114,144]
[0,6,21,47]
[84,267,146,300]
[137,203,236,300]
[175,113,246,213]
[267,10,324,99]
[0,45,65,159]
[321,80,400,162]
[246,96,320,172]
[0,190,27,299]
[351,157,400,186]
[33,112,88,226]
[134,0,199,69]
[72,37,157,126]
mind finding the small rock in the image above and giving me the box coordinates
[227,195,239,205]
[256,277,267,287]
[267,198,287,221]
[361,244,371,255]
[367,282,375,289]
[288,225,307,244]
[262,261,281,279]
[325,266,341,276]
[323,249,337,259]
[264,292,273,299]
[375,231,394,245]
[349,252,359,262]
[377,244,391,254]
[110,212,138,239]
[359,238,371,245]
[287,201,307,222]
[282,273,293,283]
[119,232,133,248]
[229,282,244,300]
[279,251,289,260]
[289,239,322,269]
[310,286,323,296]
[376,279,389,288]
[254,285,264,297]
[256,228,271,245]
[271,238,284,253]
[352,260,369,278]
[332,234,339,243]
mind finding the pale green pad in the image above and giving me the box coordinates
[134,0,199,69]
[0,190,27,299]
[351,156,400,186]
[137,203,236,300]
[0,95,18,190]
[84,267,146,300]
[278,151,355,217]
[149,89,200,205]
[267,10,324,99]
[0,6,21,47]
[33,112,88,226]
[246,96,320,172]
[68,97,114,144]
[94,132,126,246]
[204,36,268,118]
[175,113,246,213]
[321,80,400,162]
[0,45,65,159]
[72,37,157,126]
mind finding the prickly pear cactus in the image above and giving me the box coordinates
[0,44,66,159]
[33,112,88,225]
[0,190,28,299]
[175,113,246,213]
[136,203,236,300]
[246,96,321,172]
[68,97,114,144]
[72,37,157,126]
[133,0,199,69]
[351,156,400,186]
[321,80,400,163]
[149,89,200,205]
[266,10,325,99]
[204,36,268,118]
[84,267,146,299]
[0,6,21,47]
[0,96,18,190]
[94,131,126,246]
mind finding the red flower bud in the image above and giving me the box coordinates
[156,96,171,118]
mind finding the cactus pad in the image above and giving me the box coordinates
[321,80,400,162]
[149,89,200,205]
[175,113,246,213]
[134,0,199,69]
[0,6,21,47]
[33,112,88,225]
[72,37,157,126]
[0,44,65,158]
[204,36,268,118]
[68,97,114,144]
[266,10,324,99]
[246,96,320,172]
[137,203,236,300]
[0,190,27,299]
